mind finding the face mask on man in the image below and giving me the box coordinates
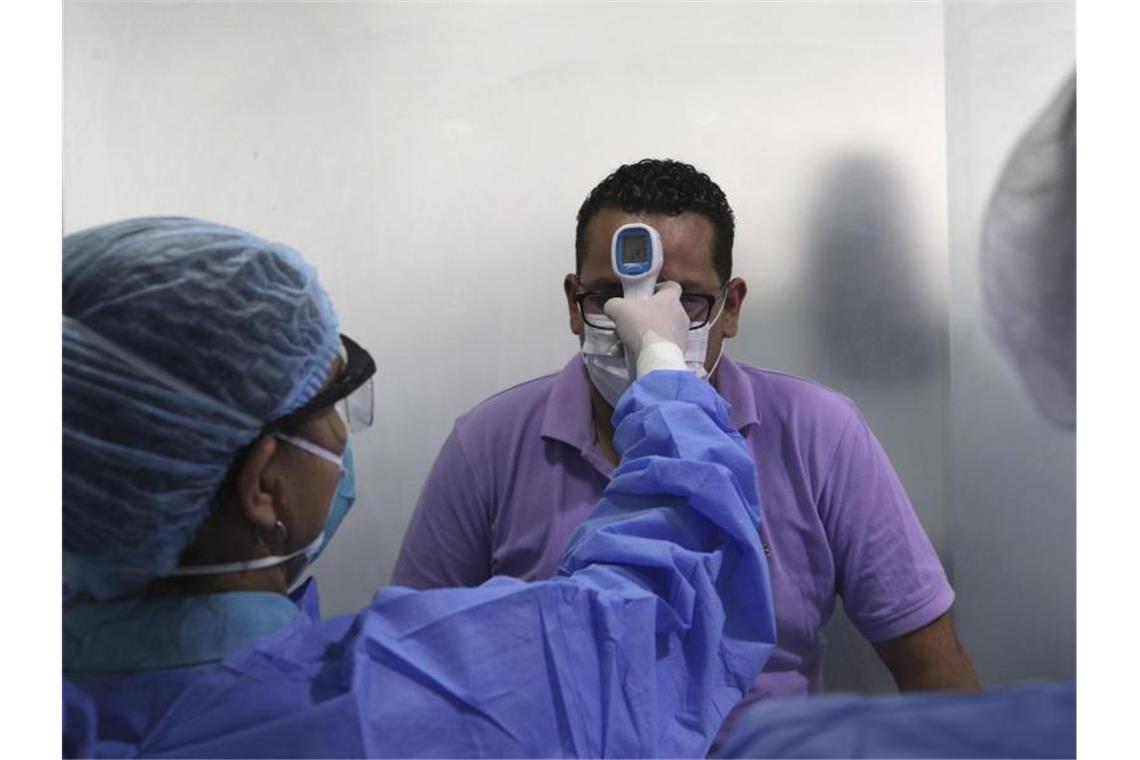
[582,299,727,407]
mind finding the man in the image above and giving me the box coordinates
[393,159,980,734]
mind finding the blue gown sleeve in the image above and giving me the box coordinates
[137,371,777,758]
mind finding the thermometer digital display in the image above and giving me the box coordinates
[611,223,663,301]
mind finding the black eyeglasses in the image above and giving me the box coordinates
[262,334,377,435]
[575,285,727,331]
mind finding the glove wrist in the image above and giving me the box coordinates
[636,339,687,377]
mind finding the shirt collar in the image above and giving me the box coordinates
[540,355,597,451]
[63,579,317,674]
[714,354,762,432]
[540,353,761,454]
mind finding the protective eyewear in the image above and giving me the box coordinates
[263,334,376,435]
[575,285,728,331]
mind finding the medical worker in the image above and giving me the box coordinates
[62,217,776,758]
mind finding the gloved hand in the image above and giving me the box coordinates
[603,281,691,378]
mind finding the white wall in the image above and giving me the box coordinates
[64,1,1070,691]
[944,1,1076,685]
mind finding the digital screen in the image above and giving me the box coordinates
[624,236,648,264]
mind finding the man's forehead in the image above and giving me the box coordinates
[581,208,718,282]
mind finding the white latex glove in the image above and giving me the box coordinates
[603,281,691,378]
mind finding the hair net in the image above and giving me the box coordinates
[63,217,340,599]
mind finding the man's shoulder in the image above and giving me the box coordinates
[453,370,562,435]
[731,360,859,426]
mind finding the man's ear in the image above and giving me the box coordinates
[564,273,583,336]
[235,436,281,532]
[720,277,748,339]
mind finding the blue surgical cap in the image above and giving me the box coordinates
[63,217,340,600]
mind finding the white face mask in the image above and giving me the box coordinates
[582,300,727,407]
[581,318,632,407]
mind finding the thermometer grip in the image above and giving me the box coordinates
[621,278,657,302]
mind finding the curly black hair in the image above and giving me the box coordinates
[575,158,734,284]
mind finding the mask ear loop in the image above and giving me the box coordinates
[274,433,344,469]
[692,288,729,380]
[706,288,729,330]
[169,530,323,577]
[708,284,733,371]
[707,344,726,379]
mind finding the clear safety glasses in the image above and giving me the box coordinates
[329,336,375,433]
[333,376,374,434]
[263,334,377,435]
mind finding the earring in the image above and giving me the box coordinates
[263,519,288,551]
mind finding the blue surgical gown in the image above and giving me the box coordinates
[64,371,776,758]
[716,681,1076,759]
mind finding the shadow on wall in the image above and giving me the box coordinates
[804,153,939,386]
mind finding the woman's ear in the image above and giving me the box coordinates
[235,436,281,531]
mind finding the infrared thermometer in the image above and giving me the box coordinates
[611,223,663,300]
[611,223,664,378]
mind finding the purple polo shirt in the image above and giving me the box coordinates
[394,355,953,709]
